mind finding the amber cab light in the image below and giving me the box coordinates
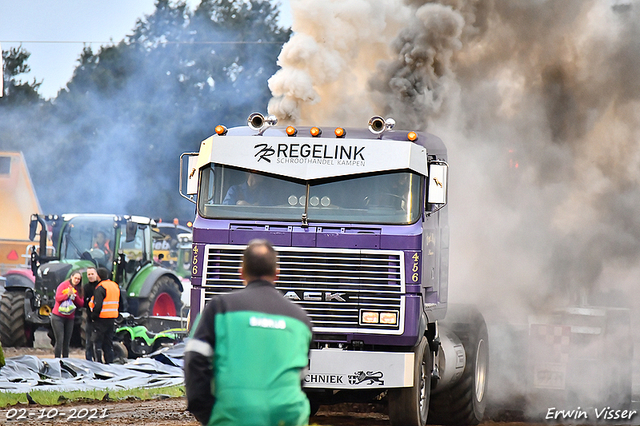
[334,127,346,138]
[286,126,298,136]
[407,131,418,141]
[215,125,228,136]
[310,127,322,137]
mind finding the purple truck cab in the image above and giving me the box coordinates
[180,114,488,426]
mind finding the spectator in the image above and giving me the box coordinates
[89,267,123,364]
[83,266,100,361]
[184,239,313,426]
[51,271,84,358]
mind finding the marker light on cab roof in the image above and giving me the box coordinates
[286,126,297,136]
[334,127,346,138]
[215,125,228,136]
[407,131,418,141]
[310,127,322,137]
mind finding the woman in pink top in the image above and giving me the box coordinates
[51,271,84,358]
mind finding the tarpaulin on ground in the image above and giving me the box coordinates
[0,344,187,393]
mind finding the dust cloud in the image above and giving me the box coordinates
[268,0,640,414]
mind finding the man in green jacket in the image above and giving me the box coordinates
[184,239,313,426]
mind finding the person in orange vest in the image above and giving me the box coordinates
[92,231,114,267]
[89,267,124,363]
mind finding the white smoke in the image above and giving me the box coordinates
[269,0,640,415]
[267,0,411,125]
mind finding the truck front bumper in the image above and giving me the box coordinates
[304,348,415,389]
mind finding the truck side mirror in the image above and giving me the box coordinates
[180,153,199,203]
[126,221,138,243]
[427,162,448,205]
[29,216,39,241]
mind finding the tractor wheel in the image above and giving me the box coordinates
[388,336,431,426]
[429,307,489,425]
[113,341,129,362]
[0,291,29,347]
[137,276,183,317]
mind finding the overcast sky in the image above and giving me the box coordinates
[0,0,292,100]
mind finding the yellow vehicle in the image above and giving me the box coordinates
[0,152,41,275]
[152,219,192,275]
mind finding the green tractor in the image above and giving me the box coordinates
[0,214,184,347]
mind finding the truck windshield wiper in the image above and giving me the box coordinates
[301,184,310,228]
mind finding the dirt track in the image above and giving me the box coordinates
[1,398,542,426]
[0,347,542,426]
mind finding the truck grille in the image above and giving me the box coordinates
[202,245,405,334]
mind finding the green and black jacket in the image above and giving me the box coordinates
[184,279,313,426]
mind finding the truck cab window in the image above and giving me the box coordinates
[198,164,421,225]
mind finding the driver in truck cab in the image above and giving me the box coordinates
[222,171,271,206]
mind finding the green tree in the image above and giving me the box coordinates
[0,46,49,163]
[0,46,43,105]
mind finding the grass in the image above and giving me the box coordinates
[0,385,185,407]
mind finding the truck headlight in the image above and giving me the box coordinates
[360,310,398,325]
[361,311,379,324]
[380,312,398,325]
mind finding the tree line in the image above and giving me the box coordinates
[0,0,290,221]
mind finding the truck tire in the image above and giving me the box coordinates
[138,276,183,317]
[429,307,489,425]
[388,336,431,426]
[0,291,29,347]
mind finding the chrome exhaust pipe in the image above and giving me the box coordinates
[368,116,395,136]
[248,112,278,133]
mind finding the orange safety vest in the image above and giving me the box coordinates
[89,279,120,318]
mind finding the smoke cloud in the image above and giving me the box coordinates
[269,0,640,414]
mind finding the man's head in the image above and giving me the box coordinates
[86,267,99,283]
[95,231,107,245]
[97,267,110,281]
[247,172,264,188]
[240,239,278,284]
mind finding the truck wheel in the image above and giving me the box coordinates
[0,291,29,347]
[138,276,183,317]
[388,336,431,426]
[429,308,489,425]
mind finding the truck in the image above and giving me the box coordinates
[179,113,489,426]
[0,213,185,347]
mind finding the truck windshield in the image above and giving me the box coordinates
[198,164,422,224]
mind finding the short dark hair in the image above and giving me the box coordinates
[242,239,277,278]
[97,267,110,281]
